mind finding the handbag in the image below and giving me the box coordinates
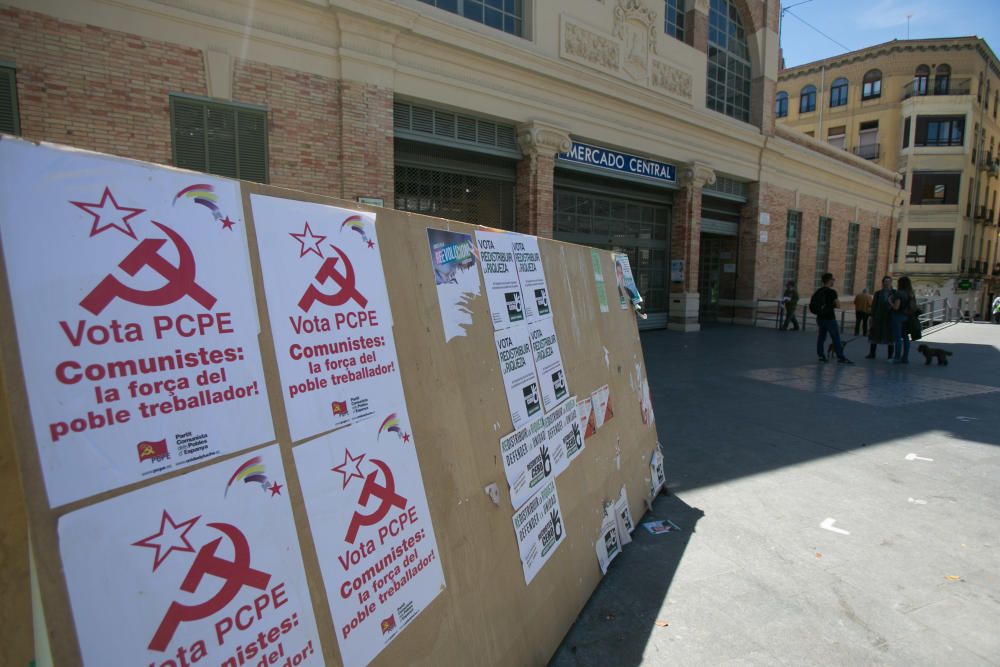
[908,312,923,340]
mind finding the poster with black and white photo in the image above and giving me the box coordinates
[512,234,551,323]
[495,325,541,429]
[476,231,524,330]
[529,319,568,413]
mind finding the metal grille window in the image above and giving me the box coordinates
[418,0,525,37]
[664,0,685,41]
[814,216,831,288]
[554,189,670,314]
[395,165,514,229]
[170,95,268,182]
[704,175,748,200]
[393,101,519,155]
[783,211,801,287]
[0,66,19,135]
[844,222,859,294]
[707,0,751,123]
[865,228,880,292]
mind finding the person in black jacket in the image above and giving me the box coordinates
[811,273,853,364]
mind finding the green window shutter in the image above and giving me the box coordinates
[205,106,238,178]
[0,67,20,136]
[171,97,208,173]
[170,95,267,183]
[236,109,268,184]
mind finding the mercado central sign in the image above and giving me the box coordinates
[557,141,677,185]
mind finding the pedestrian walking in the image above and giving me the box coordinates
[853,288,872,336]
[890,276,916,364]
[866,276,895,360]
[992,294,1000,324]
[810,273,852,364]
[781,280,799,331]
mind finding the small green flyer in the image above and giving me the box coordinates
[591,249,609,313]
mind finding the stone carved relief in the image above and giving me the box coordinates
[612,0,659,81]
[651,60,692,99]
[517,122,573,158]
[565,22,620,73]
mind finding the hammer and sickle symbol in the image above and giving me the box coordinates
[298,244,369,313]
[80,221,216,316]
[344,459,408,544]
[148,522,270,652]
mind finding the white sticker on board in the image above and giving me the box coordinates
[0,139,274,507]
[512,234,552,323]
[476,230,525,330]
[529,319,569,412]
[58,445,321,667]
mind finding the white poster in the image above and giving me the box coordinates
[294,406,445,667]
[499,414,561,510]
[512,235,551,323]
[58,445,321,667]
[529,319,569,413]
[511,478,566,585]
[614,485,634,546]
[595,508,621,575]
[0,139,274,507]
[591,384,614,429]
[650,444,666,497]
[613,253,642,309]
[251,195,400,442]
[476,231,525,330]
[426,228,481,342]
[543,395,584,474]
[495,325,542,429]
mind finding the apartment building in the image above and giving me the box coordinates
[0,0,900,330]
[778,37,1000,316]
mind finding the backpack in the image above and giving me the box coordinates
[808,289,825,316]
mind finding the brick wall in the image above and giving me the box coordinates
[515,152,555,238]
[752,183,892,302]
[1,6,393,203]
[0,6,206,164]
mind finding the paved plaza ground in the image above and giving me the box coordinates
[551,322,1000,666]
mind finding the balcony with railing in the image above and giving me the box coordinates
[902,77,972,100]
[853,143,880,160]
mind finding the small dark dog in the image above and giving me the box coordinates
[827,337,859,361]
[917,344,952,365]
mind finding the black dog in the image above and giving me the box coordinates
[827,336,859,361]
[917,344,952,365]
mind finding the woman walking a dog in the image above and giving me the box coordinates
[866,276,895,360]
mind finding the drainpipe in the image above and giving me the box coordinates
[818,64,826,139]
[970,69,988,312]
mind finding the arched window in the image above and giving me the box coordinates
[706,0,752,122]
[830,77,848,107]
[934,64,951,95]
[800,85,816,113]
[914,65,929,96]
[775,91,788,118]
[862,69,882,100]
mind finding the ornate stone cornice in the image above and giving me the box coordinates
[516,121,572,158]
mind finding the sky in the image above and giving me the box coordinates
[779,0,1000,67]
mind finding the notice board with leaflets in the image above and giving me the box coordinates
[0,137,661,667]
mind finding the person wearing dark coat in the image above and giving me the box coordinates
[865,275,895,359]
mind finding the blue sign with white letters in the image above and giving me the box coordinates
[557,141,676,184]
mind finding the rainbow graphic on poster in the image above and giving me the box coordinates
[377,413,402,440]
[174,183,223,221]
[224,455,269,496]
[340,215,372,246]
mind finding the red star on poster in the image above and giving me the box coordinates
[268,481,283,496]
[220,215,236,231]
[402,432,411,444]
[367,239,375,249]
[70,187,145,239]
[332,449,365,489]
[289,222,326,258]
[132,510,200,572]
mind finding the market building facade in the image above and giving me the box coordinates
[0,0,900,329]
[778,37,1000,317]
